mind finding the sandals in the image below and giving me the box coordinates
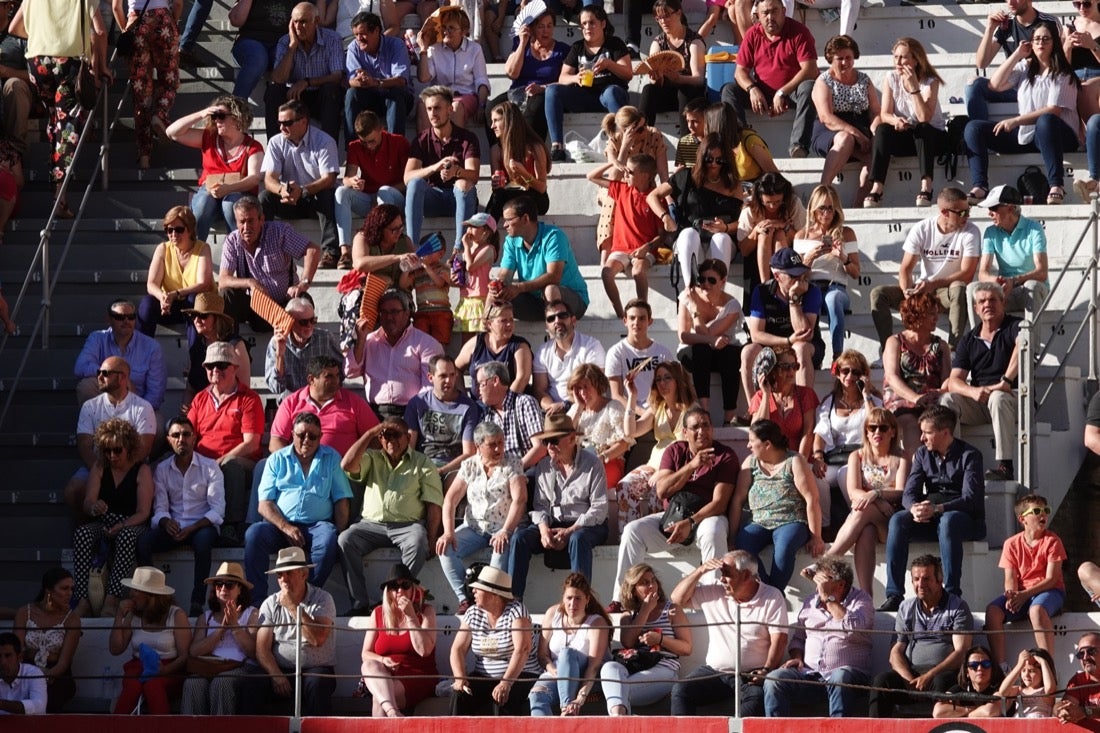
[1047,186,1065,205]
[915,189,933,207]
[862,192,883,208]
[1074,178,1099,204]
[966,187,989,206]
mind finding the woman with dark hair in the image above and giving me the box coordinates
[865,38,947,207]
[675,258,743,426]
[735,172,806,292]
[138,205,215,337]
[964,19,1081,205]
[882,292,951,455]
[639,0,705,126]
[166,95,263,240]
[486,101,550,221]
[599,563,690,715]
[568,363,631,488]
[351,203,417,290]
[180,562,258,715]
[933,645,1005,718]
[811,34,880,194]
[529,573,610,716]
[704,101,778,186]
[109,567,192,714]
[14,568,80,712]
[545,5,632,162]
[730,419,823,591]
[72,418,154,619]
[488,9,568,143]
[648,132,743,289]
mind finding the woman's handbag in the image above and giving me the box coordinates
[611,646,674,675]
[186,655,244,678]
[116,0,151,57]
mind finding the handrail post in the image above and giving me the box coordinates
[733,600,741,718]
[101,86,109,190]
[292,606,302,732]
[39,227,49,350]
[1018,320,1032,487]
[1092,194,1099,383]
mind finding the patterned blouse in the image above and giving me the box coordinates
[747,451,807,530]
[820,70,873,115]
[457,454,524,534]
[883,333,946,411]
[574,399,630,455]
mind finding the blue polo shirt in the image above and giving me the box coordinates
[259,444,353,523]
[981,216,1047,282]
[500,222,589,305]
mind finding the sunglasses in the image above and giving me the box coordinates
[97,369,123,378]
[967,660,993,670]
[103,446,124,456]
[544,436,565,446]
[838,367,863,376]
[294,431,321,442]
[191,312,214,321]
[297,317,318,327]
[167,431,194,439]
[205,361,232,371]
[213,580,238,589]
[109,312,137,321]
[164,225,186,234]
[277,117,301,128]
[210,110,231,121]
[777,362,800,371]
[867,424,891,433]
[703,155,720,165]
[698,276,720,285]
[380,430,404,440]
[944,208,970,217]
[388,580,414,590]
[1020,505,1052,517]
[816,205,835,213]
[545,311,570,323]
[1077,647,1098,659]
[1074,0,1093,7]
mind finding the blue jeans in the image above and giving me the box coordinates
[764,665,870,717]
[964,76,1017,121]
[437,524,509,603]
[507,521,608,600]
[191,186,242,241]
[885,509,985,598]
[544,82,629,145]
[735,520,810,591]
[344,86,412,137]
[179,0,213,51]
[529,647,588,716]
[964,114,1079,190]
[405,178,478,247]
[136,523,219,605]
[1087,114,1100,179]
[817,281,850,357]
[1079,68,1100,81]
[671,665,763,716]
[334,185,405,247]
[243,519,340,605]
[232,38,277,99]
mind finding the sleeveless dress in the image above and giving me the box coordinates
[882,332,946,414]
[366,605,438,709]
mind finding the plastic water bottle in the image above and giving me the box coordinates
[100,664,113,703]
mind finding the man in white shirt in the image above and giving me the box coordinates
[0,633,46,715]
[870,187,980,350]
[605,299,673,410]
[533,299,606,415]
[136,415,226,615]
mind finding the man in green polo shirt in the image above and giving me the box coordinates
[337,417,443,614]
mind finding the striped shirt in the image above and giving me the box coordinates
[274,26,344,87]
[467,599,540,678]
[790,586,874,676]
[625,600,680,671]
[481,391,542,463]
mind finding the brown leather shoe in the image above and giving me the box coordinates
[320,251,338,269]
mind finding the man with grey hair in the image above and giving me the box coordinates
[264,295,343,402]
[346,288,443,421]
[942,281,1020,481]
[763,556,874,717]
[670,550,789,717]
[338,418,443,615]
[476,360,544,470]
[265,2,344,141]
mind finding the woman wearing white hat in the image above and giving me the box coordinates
[180,562,258,714]
[108,567,192,714]
[449,566,541,715]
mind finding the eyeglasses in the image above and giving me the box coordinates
[102,446,124,456]
[109,312,137,321]
[545,311,571,323]
[1020,505,1052,517]
[1030,35,1054,43]
[385,223,404,233]
[277,117,301,128]
[167,431,194,439]
[777,362,800,371]
[297,317,318,327]
[380,430,404,440]
[205,362,232,371]
[988,204,1009,213]
[96,369,123,378]
[379,308,406,317]
[967,659,993,670]
[1077,647,1098,659]
[213,580,238,589]
[388,580,414,590]
[210,110,231,121]
[685,423,710,432]
[839,367,863,376]
[501,215,520,225]
[653,12,673,20]
[164,225,186,234]
[1074,0,1093,8]
[294,431,321,442]
[944,208,970,218]
[867,424,891,433]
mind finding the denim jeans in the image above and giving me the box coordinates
[231,38,277,100]
[671,665,763,716]
[735,520,811,591]
[405,178,478,246]
[964,114,1079,190]
[764,665,870,717]
[179,0,213,51]
[599,660,678,714]
[817,281,851,357]
[136,523,219,605]
[884,509,985,598]
[344,86,413,137]
[529,647,588,715]
[507,521,608,600]
[243,519,340,605]
[438,524,509,603]
[964,76,1017,121]
[544,82,629,145]
[334,185,405,247]
[191,186,241,241]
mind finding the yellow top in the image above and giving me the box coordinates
[25,0,94,59]
[734,129,767,183]
[161,240,212,293]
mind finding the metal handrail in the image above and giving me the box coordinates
[0,56,129,431]
[1018,195,1100,487]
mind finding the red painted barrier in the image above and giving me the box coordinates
[743,720,1074,733]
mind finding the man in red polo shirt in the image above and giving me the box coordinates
[720,0,818,158]
[190,341,265,546]
[1058,632,1100,731]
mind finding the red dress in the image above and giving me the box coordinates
[369,605,439,709]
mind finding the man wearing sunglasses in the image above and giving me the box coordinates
[74,298,167,411]
[1058,633,1100,728]
[869,186,980,352]
[137,415,225,616]
[264,296,343,402]
[533,299,605,416]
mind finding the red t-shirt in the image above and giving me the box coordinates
[998,530,1067,591]
[198,128,265,191]
[1066,672,1100,732]
[347,133,410,194]
[736,19,817,96]
[191,382,266,461]
[608,179,662,255]
[748,386,820,451]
